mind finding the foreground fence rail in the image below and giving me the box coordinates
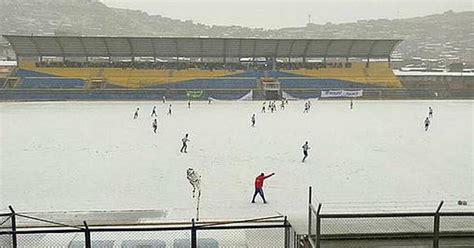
[0,206,297,248]
[307,187,474,248]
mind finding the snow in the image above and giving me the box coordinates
[0,100,472,232]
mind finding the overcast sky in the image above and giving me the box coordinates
[101,0,473,29]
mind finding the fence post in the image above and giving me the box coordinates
[83,221,91,248]
[284,216,290,248]
[433,201,444,248]
[8,206,17,248]
[191,218,197,248]
[315,203,322,248]
[307,186,312,237]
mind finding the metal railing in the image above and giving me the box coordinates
[307,186,474,248]
[0,206,298,248]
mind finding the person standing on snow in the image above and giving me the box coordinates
[133,107,139,119]
[151,106,157,117]
[180,133,190,153]
[251,172,275,204]
[152,119,158,133]
[302,141,311,162]
[424,117,430,131]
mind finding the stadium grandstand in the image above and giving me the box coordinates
[4,35,463,101]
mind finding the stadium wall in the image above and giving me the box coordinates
[1,88,473,101]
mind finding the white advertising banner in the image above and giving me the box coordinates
[320,90,363,98]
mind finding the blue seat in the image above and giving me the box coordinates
[224,70,302,78]
[15,69,56,78]
[18,78,85,89]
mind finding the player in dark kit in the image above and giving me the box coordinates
[350,100,353,109]
[251,172,275,204]
[133,108,139,119]
[180,134,190,153]
[251,114,256,127]
[151,106,157,117]
[168,104,172,115]
[429,107,433,118]
[424,117,430,131]
[188,101,191,109]
[302,141,311,162]
[152,119,158,133]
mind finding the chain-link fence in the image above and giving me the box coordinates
[0,207,297,248]
[0,213,13,247]
[307,187,474,248]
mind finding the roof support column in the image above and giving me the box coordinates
[387,40,400,68]
[323,40,333,66]
[302,40,311,63]
[199,39,204,62]
[366,40,378,68]
[287,40,296,64]
[223,39,227,64]
[102,37,111,59]
[174,38,179,65]
[77,37,88,62]
[252,39,257,65]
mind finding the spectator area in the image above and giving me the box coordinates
[17,78,85,89]
[16,61,400,89]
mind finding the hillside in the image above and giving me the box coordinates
[0,0,472,62]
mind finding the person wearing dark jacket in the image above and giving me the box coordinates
[251,172,275,203]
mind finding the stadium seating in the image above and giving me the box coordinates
[18,78,85,89]
[15,61,399,89]
[146,78,256,89]
[15,69,57,78]
[284,62,401,87]
[280,78,376,89]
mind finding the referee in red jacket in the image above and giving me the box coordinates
[251,172,275,204]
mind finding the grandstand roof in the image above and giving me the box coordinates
[3,35,402,59]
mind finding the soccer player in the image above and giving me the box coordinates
[187,168,201,198]
[302,141,311,162]
[152,119,158,133]
[262,102,266,113]
[133,107,139,119]
[162,96,166,103]
[188,101,191,109]
[168,104,172,115]
[251,114,256,127]
[151,106,157,117]
[429,107,433,118]
[424,117,430,131]
[350,99,353,110]
[251,172,275,204]
[303,102,309,113]
[180,133,190,153]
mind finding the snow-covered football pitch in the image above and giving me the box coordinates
[0,100,472,230]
